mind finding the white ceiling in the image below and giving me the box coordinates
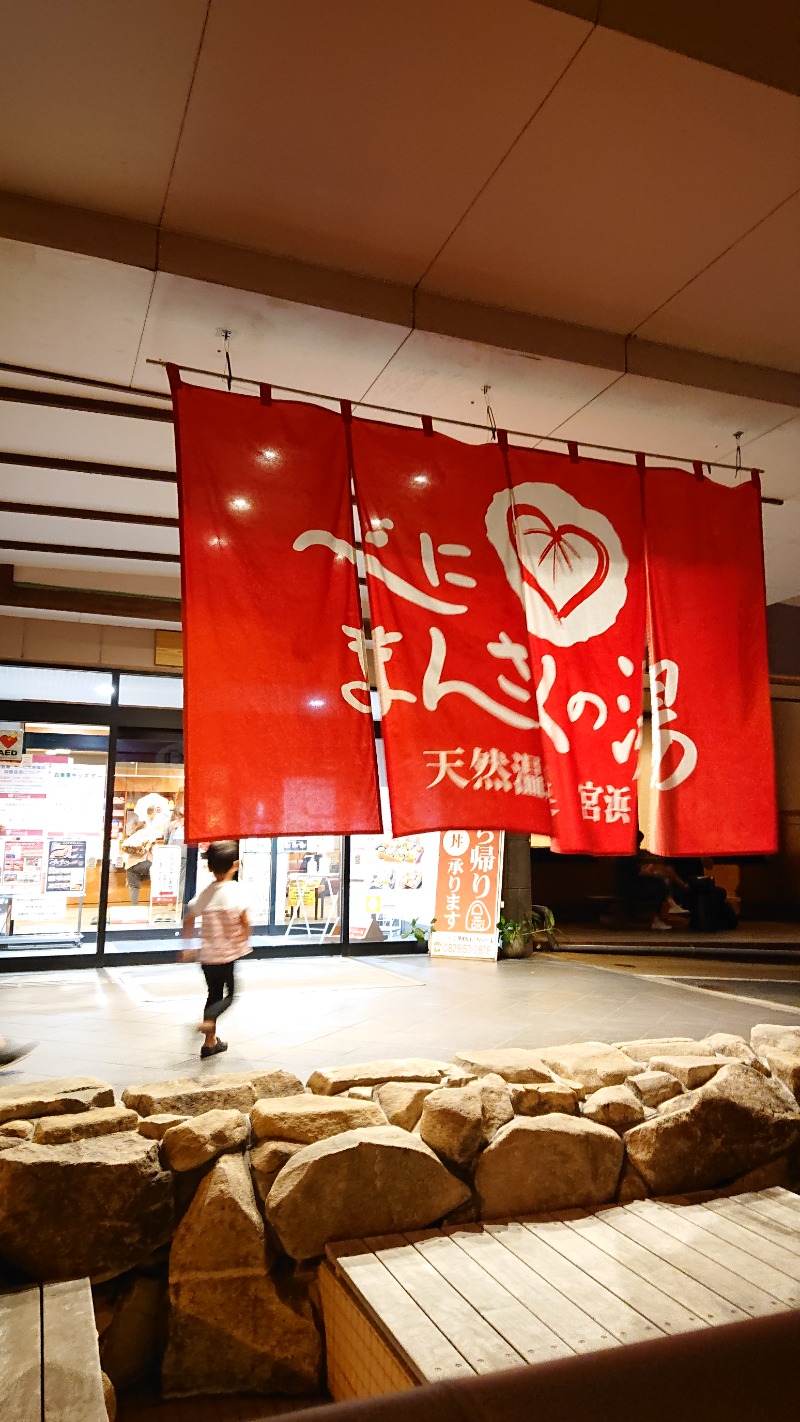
[0,237,798,607]
[0,1,798,622]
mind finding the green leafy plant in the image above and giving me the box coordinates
[497,915,523,947]
[403,916,435,945]
[498,906,557,955]
[521,904,557,950]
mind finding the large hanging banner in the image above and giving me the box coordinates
[644,469,777,855]
[501,445,646,854]
[347,420,551,837]
[170,374,381,841]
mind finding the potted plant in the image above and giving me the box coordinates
[498,905,557,957]
[521,904,558,951]
[497,915,528,958]
[403,916,435,950]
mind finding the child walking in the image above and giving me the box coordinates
[182,840,251,1059]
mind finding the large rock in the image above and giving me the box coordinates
[615,1038,708,1066]
[250,1141,304,1208]
[649,1055,722,1089]
[306,1059,448,1095]
[534,1042,638,1090]
[419,1085,485,1166]
[581,1085,645,1132]
[266,1126,470,1259]
[702,1033,768,1072]
[476,1074,514,1138]
[451,1049,554,1084]
[758,1048,800,1102]
[32,1105,138,1144]
[626,1071,682,1108]
[137,1114,188,1141]
[100,1275,164,1392]
[475,1115,623,1218]
[163,1154,320,1396]
[374,1082,434,1131]
[625,1062,800,1195]
[0,1119,34,1139]
[162,1109,249,1172]
[0,1134,173,1280]
[123,1070,303,1118]
[750,1024,800,1054]
[251,1094,386,1144]
[510,1082,579,1116]
[0,1077,114,1126]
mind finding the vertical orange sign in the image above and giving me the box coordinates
[429,830,504,960]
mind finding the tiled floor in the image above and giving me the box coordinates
[1,951,798,1095]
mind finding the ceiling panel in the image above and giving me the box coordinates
[18,566,181,598]
[550,372,798,468]
[364,328,621,437]
[162,0,590,283]
[0,466,178,520]
[7,549,181,577]
[421,27,800,336]
[0,0,208,222]
[0,402,175,470]
[0,239,155,383]
[133,271,410,398]
[0,511,178,557]
[637,194,800,373]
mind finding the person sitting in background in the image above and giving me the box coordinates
[616,832,690,932]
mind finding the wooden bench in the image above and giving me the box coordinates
[320,1186,800,1401]
[0,1278,107,1422]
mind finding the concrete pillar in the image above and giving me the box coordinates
[500,833,532,920]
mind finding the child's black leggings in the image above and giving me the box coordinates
[201,962,236,1022]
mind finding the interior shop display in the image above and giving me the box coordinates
[349,832,439,942]
[172,380,776,856]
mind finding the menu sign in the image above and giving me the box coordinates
[429,830,504,961]
[45,838,87,894]
[2,837,44,890]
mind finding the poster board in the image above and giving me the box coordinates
[429,830,504,961]
[45,838,87,894]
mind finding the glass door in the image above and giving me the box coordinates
[104,730,188,951]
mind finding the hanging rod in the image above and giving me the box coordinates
[147,358,768,481]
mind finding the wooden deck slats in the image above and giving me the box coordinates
[677,1200,800,1282]
[488,1220,663,1344]
[630,1201,800,1309]
[560,1210,745,1327]
[605,1203,788,1316]
[369,1234,524,1375]
[405,1232,572,1366]
[324,1188,800,1397]
[327,1243,474,1385]
[449,1225,616,1354]
[521,1218,708,1336]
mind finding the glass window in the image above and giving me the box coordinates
[274,837,342,942]
[0,664,113,704]
[0,725,109,953]
[118,674,183,709]
[349,830,439,945]
[105,735,186,944]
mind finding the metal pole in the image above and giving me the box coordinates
[148,357,763,477]
[340,836,351,956]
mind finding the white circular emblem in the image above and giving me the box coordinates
[485,482,629,647]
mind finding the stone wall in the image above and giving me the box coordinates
[0,1026,799,1405]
